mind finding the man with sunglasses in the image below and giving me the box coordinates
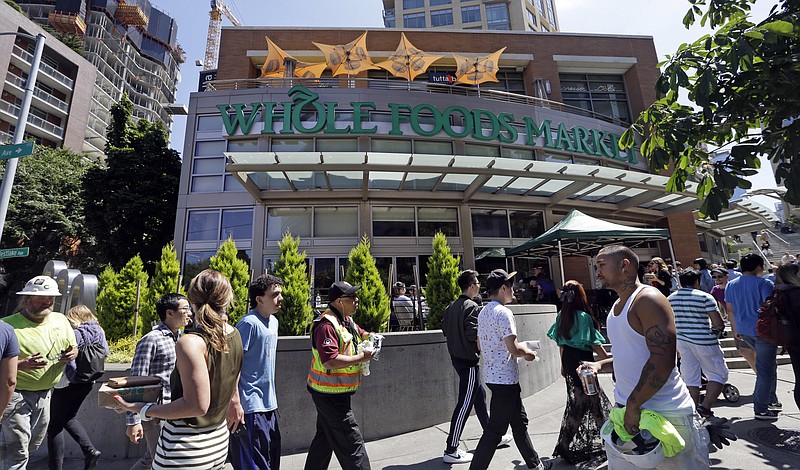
[470,269,549,470]
[305,281,375,470]
[125,293,191,470]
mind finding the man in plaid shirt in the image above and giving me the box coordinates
[125,293,191,470]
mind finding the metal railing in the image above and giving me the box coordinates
[0,100,64,138]
[13,45,75,89]
[205,77,629,127]
[5,73,69,113]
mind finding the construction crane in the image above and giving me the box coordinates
[204,0,242,71]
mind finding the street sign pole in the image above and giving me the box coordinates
[0,32,46,245]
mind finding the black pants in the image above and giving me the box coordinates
[787,345,800,410]
[304,388,370,470]
[46,382,95,470]
[446,358,488,453]
[469,383,542,470]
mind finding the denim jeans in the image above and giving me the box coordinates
[0,389,52,470]
[742,334,779,413]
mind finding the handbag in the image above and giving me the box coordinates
[757,290,798,347]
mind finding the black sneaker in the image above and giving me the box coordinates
[696,405,714,418]
[769,402,783,411]
[755,410,779,421]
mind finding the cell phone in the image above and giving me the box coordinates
[231,422,247,436]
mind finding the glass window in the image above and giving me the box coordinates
[509,210,544,239]
[317,139,358,152]
[191,175,223,193]
[560,73,630,123]
[221,209,253,240]
[430,0,451,5]
[404,12,426,28]
[183,251,217,287]
[227,139,259,152]
[193,157,225,175]
[546,0,556,25]
[224,174,247,192]
[271,138,314,152]
[697,232,708,252]
[197,115,222,132]
[461,5,481,23]
[486,3,510,30]
[535,0,544,13]
[267,207,312,240]
[314,258,336,300]
[418,207,458,237]
[414,140,452,155]
[431,9,454,27]
[465,143,500,157]
[373,206,416,237]
[526,9,537,27]
[187,210,219,241]
[195,140,226,157]
[403,0,424,8]
[501,147,534,160]
[471,208,509,237]
[372,139,412,153]
[314,207,359,237]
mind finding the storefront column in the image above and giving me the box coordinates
[251,202,267,275]
[459,204,475,269]
[666,211,702,266]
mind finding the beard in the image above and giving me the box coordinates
[28,306,51,317]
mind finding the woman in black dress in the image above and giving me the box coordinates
[547,281,611,464]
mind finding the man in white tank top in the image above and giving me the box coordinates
[583,245,709,469]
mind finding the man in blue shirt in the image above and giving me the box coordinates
[229,274,284,469]
[724,253,778,420]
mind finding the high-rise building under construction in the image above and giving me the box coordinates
[13,0,183,156]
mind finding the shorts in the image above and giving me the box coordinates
[737,334,757,350]
[677,340,729,386]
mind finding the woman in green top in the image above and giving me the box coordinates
[546,280,611,465]
[113,270,243,469]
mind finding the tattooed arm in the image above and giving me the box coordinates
[623,289,678,434]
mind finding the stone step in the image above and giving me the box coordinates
[725,352,792,369]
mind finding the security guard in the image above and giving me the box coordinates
[304,281,374,470]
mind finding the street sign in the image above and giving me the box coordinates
[0,247,29,259]
[0,142,35,161]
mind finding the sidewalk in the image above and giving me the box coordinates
[33,365,800,469]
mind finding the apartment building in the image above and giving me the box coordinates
[0,2,96,153]
[15,0,182,156]
[382,0,558,32]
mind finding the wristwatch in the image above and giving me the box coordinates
[139,402,156,421]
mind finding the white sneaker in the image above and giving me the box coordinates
[498,433,513,447]
[443,449,473,464]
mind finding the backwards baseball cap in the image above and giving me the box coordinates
[485,269,517,292]
[329,281,360,303]
[17,275,62,296]
[393,281,406,289]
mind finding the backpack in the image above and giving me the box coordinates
[757,289,799,347]
[73,342,106,383]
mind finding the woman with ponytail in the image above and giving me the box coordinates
[547,280,611,465]
[113,269,244,469]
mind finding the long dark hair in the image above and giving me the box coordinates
[558,280,596,339]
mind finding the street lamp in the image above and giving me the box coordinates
[0,32,46,245]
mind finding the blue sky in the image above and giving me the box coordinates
[161,0,779,208]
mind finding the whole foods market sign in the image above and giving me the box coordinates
[217,85,637,164]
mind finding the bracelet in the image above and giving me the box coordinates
[140,402,156,422]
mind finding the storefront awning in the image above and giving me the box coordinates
[225,151,775,235]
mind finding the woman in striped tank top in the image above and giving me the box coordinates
[113,270,244,469]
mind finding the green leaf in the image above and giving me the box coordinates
[760,20,795,36]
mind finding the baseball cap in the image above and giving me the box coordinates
[393,281,406,289]
[329,281,360,302]
[17,275,62,296]
[485,269,517,292]
[710,268,727,277]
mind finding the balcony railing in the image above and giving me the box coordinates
[13,45,75,89]
[0,100,64,138]
[204,77,629,127]
[5,73,70,113]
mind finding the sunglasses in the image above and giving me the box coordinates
[711,275,726,279]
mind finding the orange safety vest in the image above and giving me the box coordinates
[307,311,362,394]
